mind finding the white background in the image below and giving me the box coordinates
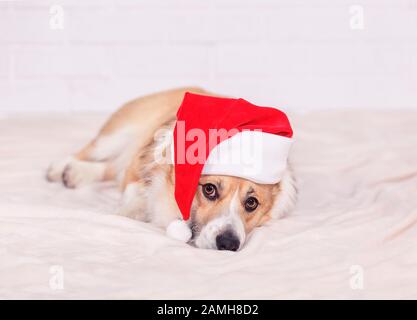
[0,0,416,113]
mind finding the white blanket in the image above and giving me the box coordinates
[1,111,417,299]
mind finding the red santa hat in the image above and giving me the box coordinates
[172,92,293,221]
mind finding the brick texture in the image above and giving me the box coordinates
[1,0,416,113]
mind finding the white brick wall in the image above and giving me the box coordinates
[1,0,417,113]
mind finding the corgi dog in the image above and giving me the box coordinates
[46,87,296,251]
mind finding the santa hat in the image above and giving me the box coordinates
[173,92,293,221]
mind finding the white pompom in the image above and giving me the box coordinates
[166,219,192,243]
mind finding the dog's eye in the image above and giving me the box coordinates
[202,183,218,200]
[244,197,259,212]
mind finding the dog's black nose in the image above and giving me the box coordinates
[216,231,240,251]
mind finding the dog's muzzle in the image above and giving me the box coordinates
[216,230,240,251]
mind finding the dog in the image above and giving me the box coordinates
[46,87,296,251]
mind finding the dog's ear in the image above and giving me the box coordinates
[272,182,281,196]
[257,214,272,226]
[270,169,297,219]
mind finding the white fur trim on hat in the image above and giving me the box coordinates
[202,131,293,184]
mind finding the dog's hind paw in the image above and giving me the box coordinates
[61,160,105,189]
[46,157,73,182]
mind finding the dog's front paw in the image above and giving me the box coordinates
[46,157,73,182]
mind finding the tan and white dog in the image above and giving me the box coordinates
[46,87,296,251]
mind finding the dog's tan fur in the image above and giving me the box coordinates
[194,176,278,233]
[46,87,296,250]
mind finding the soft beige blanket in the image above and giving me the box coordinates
[1,111,416,299]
